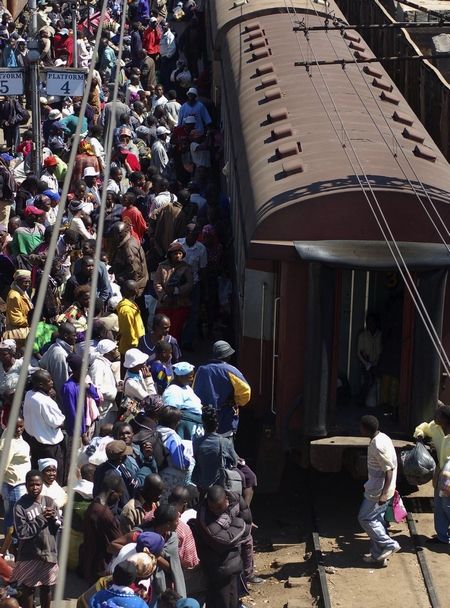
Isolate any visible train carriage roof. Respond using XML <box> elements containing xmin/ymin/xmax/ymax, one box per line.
<box><xmin>210</xmin><ymin>0</ymin><xmax>450</xmax><ymax>248</ymax></box>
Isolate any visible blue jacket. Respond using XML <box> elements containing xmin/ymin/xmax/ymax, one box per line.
<box><xmin>193</xmin><ymin>361</ymin><xmax>251</xmax><ymax>434</ymax></box>
<box><xmin>90</xmin><ymin>586</ymin><xmax>148</xmax><ymax>608</ymax></box>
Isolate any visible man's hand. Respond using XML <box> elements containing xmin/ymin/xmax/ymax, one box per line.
<box><xmin>378</xmin><ymin>493</ymin><xmax>389</xmax><ymax>505</ymax></box>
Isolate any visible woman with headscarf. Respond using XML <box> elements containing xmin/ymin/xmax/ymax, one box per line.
<box><xmin>38</xmin><ymin>458</ymin><xmax>68</xmax><ymax>512</ymax></box>
<box><xmin>4</xmin><ymin>269</ymin><xmax>33</xmax><ymax>345</ymax></box>
<box><xmin>154</xmin><ymin>242</ymin><xmax>193</xmax><ymax>342</ymax></box>
<box><xmin>70</xmin><ymin>139</ymin><xmax>101</xmax><ymax>190</ymax></box>
<box><xmin>162</xmin><ymin>362</ymin><xmax>203</xmax><ymax>441</ymax></box>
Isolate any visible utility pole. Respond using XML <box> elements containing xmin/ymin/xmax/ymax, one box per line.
<box><xmin>27</xmin><ymin>0</ymin><xmax>42</xmax><ymax>176</ymax></box>
<box><xmin>72</xmin><ymin>1</ymin><xmax>78</xmax><ymax>68</ymax></box>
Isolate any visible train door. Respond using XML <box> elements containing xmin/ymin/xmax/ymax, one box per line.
<box><xmin>293</xmin><ymin>244</ymin><xmax>448</xmax><ymax>437</ymax></box>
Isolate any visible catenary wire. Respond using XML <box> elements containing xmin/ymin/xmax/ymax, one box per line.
<box><xmin>310</xmin><ymin>0</ymin><xmax>450</xmax><ymax>251</ymax></box>
<box><xmin>0</xmin><ymin>0</ymin><xmax>111</xmax><ymax>492</ymax></box>
<box><xmin>53</xmin><ymin>0</ymin><xmax>129</xmax><ymax>601</ymax></box>
<box><xmin>285</xmin><ymin>0</ymin><xmax>450</xmax><ymax>374</ymax></box>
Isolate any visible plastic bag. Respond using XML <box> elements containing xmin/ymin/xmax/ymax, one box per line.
<box><xmin>385</xmin><ymin>490</ymin><xmax>408</xmax><ymax>523</ymax></box>
<box><xmin>439</xmin><ymin>457</ymin><xmax>450</xmax><ymax>497</ymax></box>
<box><xmin>401</xmin><ymin>442</ymin><xmax>436</xmax><ymax>486</ymax></box>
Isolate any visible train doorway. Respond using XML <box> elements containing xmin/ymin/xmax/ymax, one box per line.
<box><xmin>294</xmin><ymin>241</ymin><xmax>449</xmax><ymax>438</ymax></box>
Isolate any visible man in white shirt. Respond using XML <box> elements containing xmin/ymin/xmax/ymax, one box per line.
<box><xmin>151</xmin><ymin>127</ymin><xmax>170</xmax><ymax>176</ymax></box>
<box><xmin>89</xmin><ymin>339</ymin><xmax>120</xmax><ymax>425</ymax></box>
<box><xmin>83</xmin><ymin>166</ymin><xmax>101</xmax><ymax>206</ymax></box>
<box><xmin>358</xmin><ymin>415</ymin><xmax>400</xmax><ymax>566</ymax></box>
<box><xmin>160</xmin><ymin>20</ymin><xmax>177</xmax><ymax>89</ymax></box>
<box><xmin>23</xmin><ymin>369</ymin><xmax>66</xmax><ymax>483</ymax></box>
<box><xmin>177</xmin><ymin>224</ymin><xmax>207</xmax><ymax>349</ymax></box>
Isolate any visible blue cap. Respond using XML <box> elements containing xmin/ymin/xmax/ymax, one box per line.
<box><xmin>172</xmin><ymin>361</ymin><xmax>195</xmax><ymax>376</ymax></box>
<box><xmin>0</xmin><ymin>153</ymin><xmax>14</xmax><ymax>162</ymax></box>
<box><xmin>136</xmin><ymin>531</ymin><xmax>165</xmax><ymax>556</ymax></box>
<box><xmin>176</xmin><ymin>600</ymin><xmax>201</xmax><ymax>608</ymax></box>
<box><xmin>43</xmin><ymin>189</ymin><xmax>61</xmax><ymax>202</ymax></box>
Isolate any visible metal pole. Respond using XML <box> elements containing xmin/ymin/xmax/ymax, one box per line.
<box><xmin>72</xmin><ymin>2</ymin><xmax>78</xmax><ymax>68</ymax></box>
<box><xmin>294</xmin><ymin>52</ymin><xmax>450</xmax><ymax>66</ymax></box>
<box><xmin>28</xmin><ymin>0</ymin><xmax>42</xmax><ymax>176</ymax></box>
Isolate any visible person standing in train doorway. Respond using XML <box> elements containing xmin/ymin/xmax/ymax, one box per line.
<box><xmin>358</xmin><ymin>415</ymin><xmax>400</xmax><ymax>566</ymax></box>
<box><xmin>357</xmin><ymin>313</ymin><xmax>382</xmax><ymax>408</ymax></box>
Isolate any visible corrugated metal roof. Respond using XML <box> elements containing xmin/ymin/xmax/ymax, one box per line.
<box><xmin>216</xmin><ymin>4</ymin><xmax>450</xmax><ymax>244</ymax></box>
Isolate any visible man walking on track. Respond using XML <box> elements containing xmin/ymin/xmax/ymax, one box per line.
<box><xmin>358</xmin><ymin>415</ymin><xmax>400</xmax><ymax>566</ymax></box>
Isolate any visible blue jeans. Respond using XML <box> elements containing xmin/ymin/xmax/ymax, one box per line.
<box><xmin>358</xmin><ymin>497</ymin><xmax>400</xmax><ymax>559</ymax></box>
<box><xmin>434</xmin><ymin>483</ymin><xmax>450</xmax><ymax>543</ymax></box>
<box><xmin>1</xmin><ymin>482</ymin><xmax>26</xmax><ymax>530</ymax></box>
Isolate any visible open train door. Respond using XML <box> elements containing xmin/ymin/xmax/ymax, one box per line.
<box><xmin>292</xmin><ymin>241</ymin><xmax>450</xmax><ymax>449</ymax></box>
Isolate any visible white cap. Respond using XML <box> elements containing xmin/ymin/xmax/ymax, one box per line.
<box><xmin>83</xmin><ymin>166</ymin><xmax>100</xmax><ymax>178</ymax></box>
<box><xmin>124</xmin><ymin>348</ymin><xmax>148</xmax><ymax>368</ymax></box>
<box><xmin>96</xmin><ymin>339</ymin><xmax>117</xmax><ymax>355</ymax></box>
<box><xmin>187</xmin><ymin>87</ymin><xmax>198</xmax><ymax>97</ymax></box>
<box><xmin>156</xmin><ymin>126</ymin><xmax>170</xmax><ymax>136</ymax></box>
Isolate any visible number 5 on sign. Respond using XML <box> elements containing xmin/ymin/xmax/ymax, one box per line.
<box><xmin>0</xmin><ymin>70</ymin><xmax>24</xmax><ymax>96</ymax></box>
<box><xmin>46</xmin><ymin>70</ymin><xmax>86</xmax><ymax>97</ymax></box>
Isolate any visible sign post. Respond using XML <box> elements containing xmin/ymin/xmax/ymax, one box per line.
<box><xmin>46</xmin><ymin>70</ymin><xmax>86</xmax><ymax>97</ymax></box>
<box><xmin>0</xmin><ymin>69</ymin><xmax>24</xmax><ymax>96</ymax></box>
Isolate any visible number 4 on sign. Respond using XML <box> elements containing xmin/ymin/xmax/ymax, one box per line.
<box><xmin>60</xmin><ymin>81</ymin><xmax>70</xmax><ymax>95</ymax></box>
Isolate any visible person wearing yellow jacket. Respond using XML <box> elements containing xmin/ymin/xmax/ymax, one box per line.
<box><xmin>117</xmin><ymin>280</ymin><xmax>145</xmax><ymax>356</ymax></box>
<box><xmin>414</xmin><ymin>403</ymin><xmax>450</xmax><ymax>544</ymax></box>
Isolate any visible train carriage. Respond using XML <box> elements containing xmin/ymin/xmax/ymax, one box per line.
<box><xmin>207</xmin><ymin>0</ymin><xmax>450</xmax><ymax>456</ymax></box>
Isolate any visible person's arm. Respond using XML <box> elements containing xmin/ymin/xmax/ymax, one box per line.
<box><xmin>60</xmin><ymin>384</ymin><xmax>75</xmax><ymax>433</ymax></box>
<box><xmin>378</xmin><ymin>469</ymin><xmax>394</xmax><ymax>505</ymax></box>
<box><xmin>107</xmin><ymin>531</ymin><xmax>136</xmax><ymax>556</ymax></box>
<box><xmin>228</xmin><ymin>370</ymin><xmax>251</xmax><ymax>407</ymax></box>
<box><xmin>14</xmin><ymin>501</ymin><xmax>49</xmax><ymax>540</ymax></box>
<box><xmin>98</xmin><ymin>264</ymin><xmax>113</xmax><ymax>303</ymax></box>
<box><xmin>166</xmin><ymin>435</ymin><xmax>189</xmax><ymax>470</ymax></box>
<box><xmin>125</xmin><ymin>377</ymin><xmax>151</xmax><ymax>401</ymax></box>
<box><xmin>177</xmin><ymin>264</ymin><xmax>193</xmax><ymax>296</ymax></box>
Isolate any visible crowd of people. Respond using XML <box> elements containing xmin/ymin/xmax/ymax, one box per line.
<box><xmin>0</xmin><ymin>0</ymin><xmax>264</xmax><ymax>607</ymax></box>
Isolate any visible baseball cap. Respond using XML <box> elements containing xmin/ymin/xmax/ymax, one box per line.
<box><xmin>156</xmin><ymin>126</ymin><xmax>170</xmax><ymax>136</ymax></box>
<box><xmin>43</xmin><ymin>189</ymin><xmax>61</xmax><ymax>202</ymax></box>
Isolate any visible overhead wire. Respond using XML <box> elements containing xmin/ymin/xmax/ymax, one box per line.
<box><xmin>285</xmin><ymin>0</ymin><xmax>450</xmax><ymax>374</ymax></box>
<box><xmin>53</xmin><ymin>0</ymin><xmax>129</xmax><ymax>602</ymax></box>
<box><xmin>0</xmin><ymin>0</ymin><xmax>111</xmax><ymax>492</ymax></box>
<box><xmin>310</xmin><ymin>0</ymin><xmax>450</xmax><ymax>251</ymax></box>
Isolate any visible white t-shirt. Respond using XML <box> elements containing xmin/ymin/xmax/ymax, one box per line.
<box><xmin>176</xmin><ymin>238</ymin><xmax>207</xmax><ymax>284</ymax></box>
<box><xmin>23</xmin><ymin>390</ymin><xmax>65</xmax><ymax>445</ymax></box>
<box><xmin>365</xmin><ymin>432</ymin><xmax>397</xmax><ymax>500</ymax></box>
<box><xmin>190</xmin><ymin>142</ymin><xmax>211</xmax><ymax>168</ymax></box>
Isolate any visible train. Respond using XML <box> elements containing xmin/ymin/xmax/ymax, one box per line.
<box><xmin>205</xmin><ymin>0</ymin><xmax>450</xmax><ymax>459</ymax></box>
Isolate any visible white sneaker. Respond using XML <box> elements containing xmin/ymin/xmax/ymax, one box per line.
<box><xmin>363</xmin><ymin>554</ymin><xmax>388</xmax><ymax>567</ymax></box>
<box><xmin>378</xmin><ymin>545</ymin><xmax>400</xmax><ymax>561</ymax></box>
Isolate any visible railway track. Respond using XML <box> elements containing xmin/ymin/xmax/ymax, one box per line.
<box><xmin>308</xmin><ymin>475</ymin><xmax>444</xmax><ymax>608</ymax></box>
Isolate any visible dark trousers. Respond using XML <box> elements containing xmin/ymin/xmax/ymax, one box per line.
<box><xmin>25</xmin><ymin>432</ymin><xmax>66</xmax><ymax>485</ymax></box>
<box><xmin>206</xmin><ymin>574</ymin><xmax>239</xmax><ymax>608</ymax></box>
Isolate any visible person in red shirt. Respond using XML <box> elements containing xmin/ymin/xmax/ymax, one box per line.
<box><xmin>143</xmin><ymin>17</ymin><xmax>161</xmax><ymax>63</ymax></box>
<box><xmin>122</xmin><ymin>191</ymin><xmax>147</xmax><ymax>243</ymax></box>
<box><xmin>114</xmin><ymin>146</ymin><xmax>141</xmax><ymax>173</ymax></box>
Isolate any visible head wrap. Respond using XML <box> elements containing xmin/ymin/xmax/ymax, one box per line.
<box><xmin>13</xmin><ymin>269</ymin><xmax>32</xmax><ymax>281</ymax></box>
<box><xmin>38</xmin><ymin>458</ymin><xmax>58</xmax><ymax>471</ymax></box>
<box><xmin>78</xmin><ymin>140</ymin><xmax>95</xmax><ymax>156</ymax></box>
<box><xmin>142</xmin><ymin>395</ymin><xmax>164</xmax><ymax>416</ymax></box>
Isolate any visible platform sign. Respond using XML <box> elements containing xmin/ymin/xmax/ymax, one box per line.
<box><xmin>0</xmin><ymin>69</ymin><xmax>24</xmax><ymax>95</ymax></box>
<box><xmin>46</xmin><ymin>70</ymin><xmax>86</xmax><ymax>96</ymax></box>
